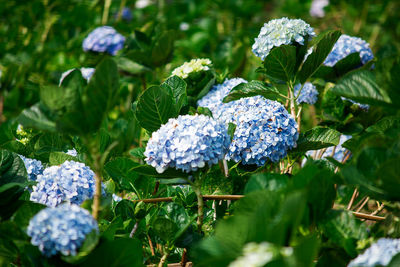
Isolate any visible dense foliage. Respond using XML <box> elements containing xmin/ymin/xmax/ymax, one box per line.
<box><xmin>1</xmin><ymin>0</ymin><xmax>400</xmax><ymax>266</ymax></box>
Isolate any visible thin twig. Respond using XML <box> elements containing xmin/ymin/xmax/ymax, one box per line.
<box><xmin>355</xmin><ymin>197</ymin><xmax>370</xmax><ymax>213</ymax></box>
<box><xmin>129</xmin><ymin>221</ymin><xmax>139</xmax><ymax>238</ymax></box>
<box><xmin>147</xmin><ymin>234</ymin><xmax>155</xmax><ymax>256</ymax></box>
<box><xmin>353</xmin><ymin>212</ymin><xmax>385</xmax><ymax>221</ymax></box>
<box><xmin>370</xmin><ymin>203</ymin><xmax>385</xmax><ymax>216</ymax></box>
<box><xmin>347</xmin><ymin>188</ymin><xmax>358</xmax><ymax>210</ymax></box>
<box><xmin>180</xmin><ymin>248</ymin><xmax>188</xmax><ymax>267</ymax></box>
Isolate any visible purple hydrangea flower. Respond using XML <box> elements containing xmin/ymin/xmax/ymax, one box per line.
<box><xmin>82</xmin><ymin>26</ymin><xmax>125</xmax><ymax>55</ymax></box>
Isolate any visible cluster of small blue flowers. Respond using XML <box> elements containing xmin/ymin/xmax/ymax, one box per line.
<box><xmin>27</xmin><ymin>204</ymin><xmax>98</xmax><ymax>257</ymax></box>
<box><xmin>66</xmin><ymin>149</ymin><xmax>78</xmax><ymax>157</ymax></box>
<box><xmin>144</xmin><ymin>114</ymin><xmax>231</xmax><ymax>173</ymax></box>
<box><xmin>324</xmin><ymin>34</ymin><xmax>374</xmax><ymax>67</ymax></box>
<box><xmin>121</xmin><ymin>7</ymin><xmax>133</xmax><ymax>21</ymax></box>
<box><xmin>221</xmin><ymin>96</ymin><xmax>298</xmax><ymax>165</ymax></box>
<box><xmin>30</xmin><ymin>161</ymin><xmax>96</xmax><ymax>207</ymax></box>
<box><xmin>59</xmin><ymin>68</ymin><xmax>95</xmax><ymax>85</ymax></box>
<box><xmin>343</xmin><ymin>97</ymin><xmax>370</xmax><ymax>111</ymax></box>
<box><xmin>19</xmin><ymin>155</ymin><xmax>44</xmax><ymax>182</ymax></box>
<box><xmin>348</xmin><ymin>238</ymin><xmax>400</xmax><ymax>267</ymax></box>
<box><xmin>82</xmin><ymin>26</ymin><xmax>125</xmax><ymax>55</ymax></box>
<box><xmin>252</xmin><ymin>17</ymin><xmax>316</xmax><ymax>60</ymax></box>
<box><xmin>197</xmin><ymin>78</ymin><xmax>247</xmax><ymax>119</ymax></box>
<box><xmin>198</xmin><ymin>78</ymin><xmax>298</xmax><ymax>166</ymax></box>
<box><xmin>294</xmin><ymin>83</ymin><xmax>319</xmax><ymax>105</ymax></box>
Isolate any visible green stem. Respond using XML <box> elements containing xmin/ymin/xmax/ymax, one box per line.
<box><xmin>102</xmin><ymin>0</ymin><xmax>112</xmax><ymax>25</ymax></box>
<box><xmin>158</xmin><ymin>246</ymin><xmax>171</xmax><ymax>267</ymax></box>
<box><xmin>192</xmin><ymin>175</ymin><xmax>204</xmax><ymax>232</ymax></box>
<box><xmin>116</xmin><ymin>0</ymin><xmax>127</xmax><ymax>21</ymax></box>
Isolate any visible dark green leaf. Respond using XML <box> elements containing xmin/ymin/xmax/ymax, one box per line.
<box><xmin>161</xmin><ymin>75</ymin><xmax>188</xmax><ymax>112</ymax></box>
<box><xmin>0</xmin><ymin>150</ymin><xmax>27</xmax><ymax>186</ymax></box>
<box><xmin>129</xmin><ymin>147</ymin><xmax>145</xmax><ymax>159</ymax></box>
<box><xmin>244</xmin><ymin>173</ymin><xmax>289</xmax><ymax>194</ymax></box>
<box><xmin>222</xmin><ymin>80</ymin><xmax>282</xmax><ymax>103</ymax></box>
<box><xmin>18</xmin><ymin>103</ymin><xmax>56</xmax><ymax>132</ymax></box>
<box><xmin>136</xmin><ymin>85</ymin><xmax>178</xmax><ymax>133</ymax></box>
<box><xmin>298</xmin><ymin>30</ymin><xmax>341</xmax><ymax>83</ymax></box>
<box><xmin>153</xmin><ymin>217</ymin><xmax>178</xmax><ymax>242</ymax></box>
<box><xmin>294</xmin><ymin>127</ymin><xmax>341</xmax><ymax>152</ymax></box>
<box><xmin>263</xmin><ymin>45</ymin><xmax>297</xmax><ymax>82</ymax></box>
<box><xmin>117</xmin><ymin>57</ymin><xmax>150</xmax><ymax>75</ymax></box>
<box><xmin>331</xmin><ymin>70</ymin><xmax>391</xmax><ymax>105</ymax></box>
<box><xmin>115</xmin><ymin>200</ymin><xmax>136</xmax><ymax>221</ymax></box>
<box><xmin>49</xmin><ymin>152</ymin><xmax>78</xmax><ymax>165</ymax></box>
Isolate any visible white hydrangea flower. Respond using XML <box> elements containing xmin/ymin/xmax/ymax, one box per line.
<box><xmin>229</xmin><ymin>242</ymin><xmax>293</xmax><ymax>267</ymax></box>
<box><xmin>310</xmin><ymin>0</ymin><xmax>329</xmax><ymax>18</ymax></box>
<box><xmin>171</xmin><ymin>58</ymin><xmax>212</xmax><ymax>79</ymax></box>
<box><xmin>252</xmin><ymin>17</ymin><xmax>316</xmax><ymax>60</ymax></box>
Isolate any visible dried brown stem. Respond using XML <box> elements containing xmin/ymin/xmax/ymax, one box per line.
<box><xmin>347</xmin><ymin>188</ymin><xmax>359</xmax><ymax>210</ymax></box>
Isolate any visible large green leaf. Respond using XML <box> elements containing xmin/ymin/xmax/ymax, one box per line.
<box><xmin>18</xmin><ymin>103</ymin><xmax>56</xmax><ymax>132</ymax></box>
<box><xmin>294</xmin><ymin>127</ymin><xmax>341</xmax><ymax>152</ymax></box>
<box><xmin>222</xmin><ymin>80</ymin><xmax>282</xmax><ymax>103</ymax></box>
<box><xmin>0</xmin><ymin>150</ymin><xmax>27</xmax><ymax>186</ymax></box>
<box><xmin>314</xmin><ymin>52</ymin><xmax>363</xmax><ymax>80</ymax></box>
<box><xmin>153</xmin><ymin>217</ymin><xmax>178</xmax><ymax>242</ymax></box>
<box><xmin>298</xmin><ymin>30</ymin><xmax>341</xmax><ymax>83</ymax></box>
<box><xmin>244</xmin><ymin>173</ymin><xmax>289</xmax><ymax>194</ymax></box>
<box><xmin>117</xmin><ymin>57</ymin><xmax>150</xmax><ymax>75</ymax></box>
<box><xmin>263</xmin><ymin>45</ymin><xmax>296</xmax><ymax>82</ymax></box>
<box><xmin>331</xmin><ymin>70</ymin><xmax>391</xmax><ymax>105</ymax></box>
<box><xmin>161</xmin><ymin>75</ymin><xmax>188</xmax><ymax>112</ymax></box>
<box><xmin>135</xmin><ymin>85</ymin><xmax>178</xmax><ymax>133</ymax></box>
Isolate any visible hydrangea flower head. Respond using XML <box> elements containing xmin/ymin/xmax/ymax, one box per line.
<box><xmin>198</xmin><ymin>78</ymin><xmax>298</xmax><ymax>166</ymax></box>
<box><xmin>144</xmin><ymin>114</ymin><xmax>231</xmax><ymax>173</ymax></box>
<box><xmin>294</xmin><ymin>83</ymin><xmax>319</xmax><ymax>104</ymax></box>
<box><xmin>171</xmin><ymin>58</ymin><xmax>212</xmax><ymax>79</ymax></box>
<box><xmin>82</xmin><ymin>26</ymin><xmax>125</xmax><ymax>55</ymax></box>
<box><xmin>310</xmin><ymin>0</ymin><xmax>329</xmax><ymax>18</ymax></box>
<box><xmin>30</xmin><ymin>161</ymin><xmax>97</xmax><ymax>207</ymax></box>
<box><xmin>252</xmin><ymin>17</ymin><xmax>316</xmax><ymax>60</ymax></box>
<box><xmin>59</xmin><ymin>68</ymin><xmax>95</xmax><ymax>86</ymax></box>
<box><xmin>324</xmin><ymin>34</ymin><xmax>373</xmax><ymax>67</ymax></box>
<box><xmin>121</xmin><ymin>7</ymin><xmax>133</xmax><ymax>21</ymax></box>
<box><xmin>348</xmin><ymin>238</ymin><xmax>400</xmax><ymax>267</ymax></box>
<box><xmin>27</xmin><ymin>204</ymin><xmax>98</xmax><ymax>257</ymax></box>
<box><xmin>229</xmin><ymin>242</ymin><xmax>293</xmax><ymax>267</ymax></box>
<box><xmin>19</xmin><ymin>155</ymin><xmax>44</xmax><ymax>181</ymax></box>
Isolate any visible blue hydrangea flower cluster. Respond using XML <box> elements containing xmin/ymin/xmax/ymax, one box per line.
<box><xmin>27</xmin><ymin>204</ymin><xmax>98</xmax><ymax>257</ymax></box>
<box><xmin>198</xmin><ymin>78</ymin><xmax>298</xmax><ymax>166</ymax></box>
<box><xmin>348</xmin><ymin>238</ymin><xmax>400</xmax><ymax>267</ymax></box>
<box><xmin>19</xmin><ymin>155</ymin><xmax>44</xmax><ymax>182</ymax></box>
<box><xmin>197</xmin><ymin>78</ymin><xmax>247</xmax><ymax>119</ymax></box>
<box><xmin>30</xmin><ymin>161</ymin><xmax>96</xmax><ymax>207</ymax></box>
<box><xmin>294</xmin><ymin>83</ymin><xmax>319</xmax><ymax>105</ymax></box>
<box><xmin>82</xmin><ymin>26</ymin><xmax>125</xmax><ymax>55</ymax></box>
<box><xmin>121</xmin><ymin>7</ymin><xmax>133</xmax><ymax>21</ymax></box>
<box><xmin>144</xmin><ymin>114</ymin><xmax>231</xmax><ymax>173</ymax></box>
<box><xmin>59</xmin><ymin>68</ymin><xmax>95</xmax><ymax>86</ymax></box>
<box><xmin>324</xmin><ymin>34</ymin><xmax>374</xmax><ymax>67</ymax></box>
<box><xmin>252</xmin><ymin>17</ymin><xmax>316</xmax><ymax>61</ymax></box>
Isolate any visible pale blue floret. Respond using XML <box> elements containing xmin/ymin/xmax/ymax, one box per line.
<box><xmin>30</xmin><ymin>161</ymin><xmax>97</xmax><ymax>207</ymax></box>
<box><xmin>82</xmin><ymin>26</ymin><xmax>125</xmax><ymax>55</ymax></box>
<box><xmin>27</xmin><ymin>204</ymin><xmax>98</xmax><ymax>257</ymax></box>
<box><xmin>59</xmin><ymin>68</ymin><xmax>95</xmax><ymax>86</ymax></box>
<box><xmin>294</xmin><ymin>83</ymin><xmax>319</xmax><ymax>105</ymax></box>
<box><xmin>252</xmin><ymin>17</ymin><xmax>316</xmax><ymax>61</ymax></box>
<box><xmin>348</xmin><ymin>238</ymin><xmax>400</xmax><ymax>267</ymax></box>
<box><xmin>66</xmin><ymin>149</ymin><xmax>78</xmax><ymax>157</ymax></box>
<box><xmin>198</xmin><ymin>78</ymin><xmax>299</xmax><ymax>166</ymax></box>
<box><xmin>144</xmin><ymin>114</ymin><xmax>231</xmax><ymax>173</ymax></box>
<box><xmin>324</xmin><ymin>34</ymin><xmax>374</xmax><ymax>67</ymax></box>
<box><xmin>19</xmin><ymin>155</ymin><xmax>44</xmax><ymax>181</ymax></box>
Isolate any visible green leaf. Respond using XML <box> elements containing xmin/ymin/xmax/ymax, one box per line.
<box><xmin>0</xmin><ymin>183</ymin><xmax>25</xmax><ymax>220</ymax></box>
<box><xmin>0</xmin><ymin>150</ymin><xmax>27</xmax><ymax>186</ymax></box>
<box><xmin>314</xmin><ymin>53</ymin><xmax>363</xmax><ymax>80</ymax></box>
<box><xmin>18</xmin><ymin>103</ymin><xmax>56</xmax><ymax>132</ymax></box>
<box><xmin>222</xmin><ymin>80</ymin><xmax>282</xmax><ymax>103</ymax></box>
<box><xmin>298</xmin><ymin>30</ymin><xmax>341</xmax><ymax>83</ymax></box>
<box><xmin>81</xmin><ymin>238</ymin><xmax>143</xmax><ymax>267</ymax></box>
<box><xmin>135</xmin><ymin>85</ymin><xmax>178</xmax><ymax>133</ymax></box>
<box><xmin>244</xmin><ymin>173</ymin><xmax>289</xmax><ymax>194</ymax></box>
<box><xmin>331</xmin><ymin>70</ymin><xmax>391</xmax><ymax>105</ymax></box>
<box><xmin>129</xmin><ymin>147</ymin><xmax>145</xmax><ymax>159</ymax></box>
<box><xmin>227</xmin><ymin>123</ymin><xmax>236</xmax><ymax>141</ymax></box>
<box><xmin>320</xmin><ymin>210</ymin><xmax>367</xmax><ymax>257</ymax></box>
<box><xmin>294</xmin><ymin>127</ymin><xmax>341</xmax><ymax>152</ymax></box>
<box><xmin>263</xmin><ymin>45</ymin><xmax>297</xmax><ymax>82</ymax></box>
<box><xmin>161</xmin><ymin>75</ymin><xmax>188</xmax><ymax>112</ymax></box>
<box><xmin>153</xmin><ymin>217</ymin><xmax>178</xmax><ymax>242</ymax></box>
<box><xmin>114</xmin><ymin>200</ymin><xmax>136</xmax><ymax>221</ymax></box>
<box><xmin>49</xmin><ymin>152</ymin><xmax>78</xmax><ymax>165</ymax></box>
<box><xmin>151</xmin><ymin>30</ymin><xmax>174</xmax><ymax>67</ymax></box>
<box><xmin>12</xmin><ymin>201</ymin><xmax>45</xmax><ymax>229</ymax></box>
<box><xmin>117</xmin><ymin>57</ymin><xmax>150</xmax><ymax>75</ymax></box>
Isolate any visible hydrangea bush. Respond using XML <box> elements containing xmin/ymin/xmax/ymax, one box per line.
<box><xmin>27</xmin><ymin>204</ymin><xmax>98</xmax><ymax>257</ymax></box>
<box><xmin>1</xmin><ymin>2</ymin><xmax>398</xmax><ymax>266</ymax></box>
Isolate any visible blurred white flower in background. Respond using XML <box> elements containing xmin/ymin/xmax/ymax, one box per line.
<box><xmin>310</xmin><ymin>0</ymin><xmax>329</xmax><ymax>18</ymax></box>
